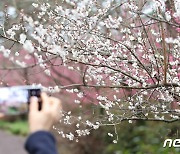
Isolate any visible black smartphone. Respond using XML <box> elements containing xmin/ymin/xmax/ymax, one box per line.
<box><xmin>0</xmin><ymin>85</ymin><xmax>42</xmax><ymax>115</ymax></box>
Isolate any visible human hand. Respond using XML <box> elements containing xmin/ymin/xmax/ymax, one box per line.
<box><xmin>29</xmin><ymin>92</ymin><xmax>62</xmax><ymax>133</ymax></box>
<box><xmin>0</xmin><ymin>113</ymin><xmax>4</xmax><ymax>119</ymax></box>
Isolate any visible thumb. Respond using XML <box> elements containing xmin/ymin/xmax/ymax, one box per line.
<box><xmin>29</xmin><ymin>96</ymin><xmax>38</xmax><ymax>113</ymax></box>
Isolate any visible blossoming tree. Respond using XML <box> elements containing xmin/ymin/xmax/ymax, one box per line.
<box><xmin>0</xmin><ymin>0</ymin><xmax>179</xmax><ymax>142</ymax></box>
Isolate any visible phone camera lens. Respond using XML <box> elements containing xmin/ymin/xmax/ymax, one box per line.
<box><xmin>31</xmin><ymin>90</ymin><xmax>36</xmax><ymax>96</ymax></box>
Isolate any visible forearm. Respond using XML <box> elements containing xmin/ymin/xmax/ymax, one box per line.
<box><xmin>25</xmin><ymin>131</ymin><xmax>58</xmax><ymax>154</ymax></box>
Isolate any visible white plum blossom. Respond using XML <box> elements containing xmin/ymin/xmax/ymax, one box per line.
<box><xmin>23</xmin><ymin>40</ymin><xmax>34</xmax><ymax>53</ymax></box>
<box><xmin>44</xmin><ymin>69</ymin><xmax>51</xmax><ymax>76</ymax></box>
<box><xmin>165</xmin><ymin>11</ymin><xmax>171</xmax><ymax>21</ymax></box>
<box><xmin>113</xmin><ymin>140</ymin><xmax>117</xmax><ymax>144</ymax></box>
<box><xmin>19</xmin><ymin>33</ymin><xmax>27</xmax><ymax>44</ymax></box>
<box><xmin>6</xmin><ymin>29</ymin><xmax>16</xmax><ymax>38</ymax></box>
<box><xmin>32</xmin><ymin>3</ymin><xmax>39</xmax><ymax>8</ymax></box>
<box><xmin>174</xmin><ymin>0</ymin><xmax>180</xmax><ymax>17</ymax></box>
<box><xmin>0</xmin><ymin>46</ymin><xmax>11</xmax><ymax>58</ymax></box>
<box><xmin>108</xmin><ymin>133</ymin><xmax>114</xmax><ymax>137</ymax></box>
<box><xmin>66</xmin><ymin>132</ymin><xmax>74</xmax><ymax>140</ymax></box>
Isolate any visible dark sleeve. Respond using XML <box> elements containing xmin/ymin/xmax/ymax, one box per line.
<box><xmin>25</xmin><ymin>131</ymin><xmax>58</xmax><ymax>154</ymax></box>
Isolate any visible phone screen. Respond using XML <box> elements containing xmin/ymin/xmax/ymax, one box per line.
<box><xmin>0</xmin><ymin>86</ymin><xmax>41</xmax><ymax>115</ymax></box>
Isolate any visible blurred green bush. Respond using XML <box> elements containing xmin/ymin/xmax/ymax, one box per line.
<box><xmin>0</xmin><ymin>120</ymin><xmax>28</xmax><ymax>136</ymax></box>
<box><xmin>103</xmin><ymin>120</ymin><xmax>180</xmax><ymax>154</ymax></box>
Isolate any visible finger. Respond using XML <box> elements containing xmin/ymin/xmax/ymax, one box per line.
<box><xmin>41</xmin><ymin>92</ymin><xmax>50</xmax><ymax>110</ymax></box>
<box><xmin>49</xmin><ymin>97</ymin><xmax>62</xmax><ymax>121</ymax></box>
<box><xmin>29</xmin><ymin>96</ymin><xmax>38</xmax><ymax>113</ymax></box>
<box><xmin>49</xmin><ymin>97</ymin><xmax>61</xmax><ymax>110</ymax></box>
<box><xmin>0</xmin><ymin>113</ymin><xmax>5</xmax><ymax>119</ymax></box>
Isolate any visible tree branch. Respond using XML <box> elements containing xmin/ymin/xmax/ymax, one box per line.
<box><xmin>57</xmin><ymin>83</ymin><xmax>179</xmax><ymax>90</ymax></box>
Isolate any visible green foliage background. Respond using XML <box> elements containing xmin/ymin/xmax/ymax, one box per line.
<box><xmin>0</xmin><ymin>120</ymin><xmax>28</xmax><ymax>136</ymax></box>
<box><xmin>103</xmin><ymin>121</ymin><xmax>180</xmax><ymax>154</ymax></box>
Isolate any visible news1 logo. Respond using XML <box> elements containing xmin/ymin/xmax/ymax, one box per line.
<box><xmin>163</xmin><ymin>139</ymin><xmax>180</xmax><ymax>148</ymax></box>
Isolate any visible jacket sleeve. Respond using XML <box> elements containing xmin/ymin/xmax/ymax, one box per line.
<box><xmin>25</xmin><ymin>131</ymin><xmax>58</xmax><ymax>154</ymax></box>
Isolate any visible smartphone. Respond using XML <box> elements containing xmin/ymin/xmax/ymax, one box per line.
<box><xmin>0</xmin><ymin>85</ymin><xmax>42</xmax><ymax>115</ymax></box>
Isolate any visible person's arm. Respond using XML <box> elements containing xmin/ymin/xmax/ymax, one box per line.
<box><xmin>25</xmin><ymin>131</ymin><xmax>58</xmax><ymax>154</ymax></box>
<box><xmin>25</xmin><ymin>93</ymin><xmax>61</xmax><ymax>154</ymax></box>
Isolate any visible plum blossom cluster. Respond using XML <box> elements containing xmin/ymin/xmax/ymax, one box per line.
<box><xmin>0</xmin><ymin>0</ymin><xmax>179</xmax><ymax>142</ymax></box>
